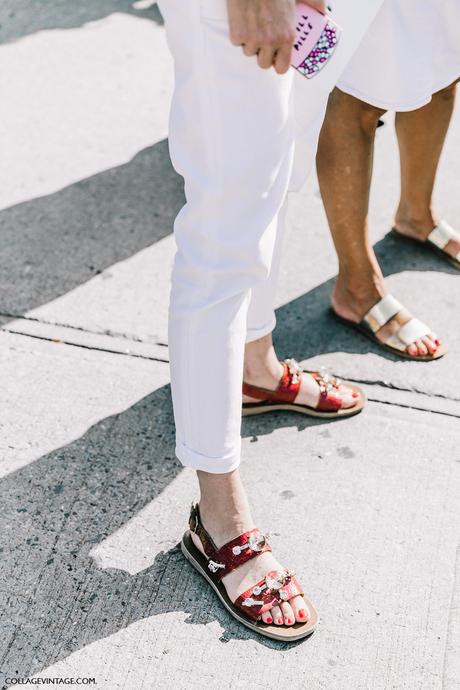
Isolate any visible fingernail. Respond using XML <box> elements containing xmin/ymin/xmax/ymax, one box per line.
<box><xmin>266</xmin><ymin>617</ymin><xmax>272</xmax><ymax>624</ymax></box>
<box><xmin>298</xmin><ymin>609</ymin><xmax>307</xmax><ymax>619</ymax></box>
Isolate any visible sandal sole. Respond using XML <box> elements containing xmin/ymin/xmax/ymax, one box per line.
<box><xmin>181</xmin><ymin>532</ymin><xmax>318</xmax><ymax>642</ymax></box>
<box><xmin>242</xmin><ymin>380</ymin><xmax>365</xmax><ymax>419</ymax></box>
<box><xmin>330</xmin><ymin>308</ymin><xmax>446</xmax><ymax>362</ymax></box>
<box><xmin>390</xmin><ymin>227</ymin><xmax>460</xmax><ymax>271</ymax></box>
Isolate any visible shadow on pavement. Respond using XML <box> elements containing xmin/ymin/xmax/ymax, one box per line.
<box><xmin>2</xmin><ymin>133</ymin><xmax>458</xmax><ymax>677</ymax></box>
<box><xmin>273</xmin><ymin>230</ymin><xmax>458</xmax><ymax>364</ymax></box>
<box><xmin>0</xmin><ymin>383</ymin><xmax>321</xmax><ymax>683</ymax></box>
<box><xmin>0</xmin><ymin>141</ymin><xmax>184</xmax><ymax>324</ymax></box>
<box><xmin>0</xmin><ymin>0</ymin><xmax>163</xmax><ymax>45</ymax></box>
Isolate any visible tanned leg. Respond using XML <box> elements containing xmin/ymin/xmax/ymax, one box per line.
<box><xmin>316</xmin><ymin>88</ymin><xmax>440</xmax><ymax>357</ymax></box>
<box><xmin>394</xmin><ymin>80</ymin><xmax>459</xmax><ymax>259</ymax></box>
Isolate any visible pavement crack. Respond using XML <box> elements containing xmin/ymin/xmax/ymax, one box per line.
<box><xmin>0</xmin><ymin>311</ymin><xmax>167</xmax><ymax>347</ymax></box>
<box><xmin>333</xmin><ymin>374</ymin><xmax>460</xmax><ymax>403</ymax></box>
<box><xmin>1</xmin><ymin>327</ymin><xmax>169</xmax><ymax>364</ymax></box>
<box><xmin>367</xmin><ymin>397</ymin><xmax>460</xmax><ymax>419</ymax></box>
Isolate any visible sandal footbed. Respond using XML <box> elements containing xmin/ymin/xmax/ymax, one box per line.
<box><xmin>391</xmin><ymin>227</ymin><xmax>460</xmax><ymax>271</ymax></box>
<box><xmin>242</xmin><ymin>380</ymin><xmax>365</xmax><ymax>418</ymax></box>
<box><xmin>181</xmin><ymin>531</ymin><xmax>318</xmax><ymax>642</ymax></box>
<box><xmin>330</xmin><ymin>308</ymin><xmax>446</xmax><ymax>362</ymax></box>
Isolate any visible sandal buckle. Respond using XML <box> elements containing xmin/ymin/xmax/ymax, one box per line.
<box><xmin>208</xmin><ymin>560</ymin><xmax>225</xmax><ymax>573</ymax></box>
<box><xmin>242</xmin><ymin>597</ymin><xmax>264</xmax><ymax>607</ymax></box>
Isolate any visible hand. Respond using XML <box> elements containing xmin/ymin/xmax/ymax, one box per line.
<box><xmin>303</xmin><ymin>0</ymin><xmax>327</xmax><ymax>14</ymax></box>
<box><xmin>227</xmin><ymin>0</ymin><xmax>297</xmax><ymax>74</ymax></box>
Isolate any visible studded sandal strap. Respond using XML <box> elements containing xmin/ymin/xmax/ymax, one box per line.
<box><xmin>242</xmin><ymin>359</ymin><xmax>302</xmax><ymax>403</ymax></box>
<box><xmin>234</xmin><ymin>570</ymin><xmax>304</xmax><ymax>621</ymax></box>
<box><xmin>310</xmin><ymin>370</ymin><xmax>343</xmax><ymax>412</ymax></box>
<box><xmin>189</xmin><ymin>504</ymin><xmax>271</xmax><ymax>582</ymax></box>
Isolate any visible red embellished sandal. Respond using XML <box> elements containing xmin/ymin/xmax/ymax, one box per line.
<box><xmin>242</xmin><ymin>358</ymin><xmax>365</xmax><ymax>419</ymax></box>
<box><xmin>181</xmin><ymin>504</ymin><xmax>318</xmax><ymax>642</ymax></box>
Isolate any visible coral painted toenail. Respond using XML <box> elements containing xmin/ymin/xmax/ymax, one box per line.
<box><xmin>435</xmin><ymin>339</ymin><xmax>441</xmax><ymax>345</ymax></box>
<box><xmin>352</xmin><ymin>392</ymin><xmax>359</xmax><ymax>398</ymax></box>
<box><xmin>277</xmin><ymin>618</ymin><xmax>283</xmax><ymax>624</ymax></box>
<box><xmin>298</xmin><ymin>609</ymin><xmax>307</xmax><ymax>619</ymax></box>
<box><xmin>266</xmin><ymin>617</ymin><xmax>273</xmax><ymax>624</ymax></box>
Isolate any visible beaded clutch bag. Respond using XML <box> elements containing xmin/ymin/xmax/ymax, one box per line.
<box><xmin>291</xmin><ymin>3</ymin><xmax>341</xmax><ymax>79</ymax></box>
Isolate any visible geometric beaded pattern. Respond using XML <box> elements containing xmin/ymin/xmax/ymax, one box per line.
<box><xmin>295</xmin><ymin>22</ymin><xmax>339</xmax><ymax>79</ymax></box>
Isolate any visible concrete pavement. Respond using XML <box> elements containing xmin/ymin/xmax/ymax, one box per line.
<box><xmin>1</xmin><ymin>3</ymin><xmax>459</xmax><ymax>689</ymax></box>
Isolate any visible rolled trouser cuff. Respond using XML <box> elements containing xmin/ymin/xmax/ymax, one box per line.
<box><xmin>245</xmin><ymin>316</ymin><xmax>276</xmax><ymax>344</ymax></box>
<box><xmin>176</xmin><ymin>438</ymin><xmax>241</xmax><ymax>474</ymax></box>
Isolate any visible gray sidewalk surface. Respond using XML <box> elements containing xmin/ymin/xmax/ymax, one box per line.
<box><xmin>1</xmin><ymin>3</ymin><xmax>459</xmax><ymax>689</ymax></box>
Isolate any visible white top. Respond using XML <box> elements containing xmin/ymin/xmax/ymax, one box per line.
<box><xmin>336</xmin><ymin>0</ymin><xmax>460</xmax><ymax>111</ymax></box>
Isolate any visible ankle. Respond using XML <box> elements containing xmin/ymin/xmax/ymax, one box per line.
<box><xmin>197</xmin><ymin>470</ymin><xmax>254</xmax><ymax>545</ymax></box>
<box><xmin>336</xmin><ymin>270</ymin><xmax>385</xmax><ymax>303</ymax></box>
<box><xmin>243</xmin><ymin>343</ymin><xmax>284</xmax><ymax>386</ymax></box>
<box><xmin>395</xmin><ymin>203</ymin><xmax>437</xmax><ymax>236</ymax></box>
<box><xmin>333</xmin><ymin>272</ymin><xmax>386</xmax><ymax>321</ymax></box>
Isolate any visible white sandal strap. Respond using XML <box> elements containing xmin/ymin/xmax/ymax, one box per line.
<box><xmin>362</xmin><ymin>294</ymin><xmax>402</xmax><ymax>333</ymax></box>
<box><xmin>427</xmin><ymin>220</ymin><xmax>459</xmax><ymax>251</ymax></box>
<box><xmin>385</xmin><ymin>317</ymin><xmax>431</xmax><ymax>351</ymax></box>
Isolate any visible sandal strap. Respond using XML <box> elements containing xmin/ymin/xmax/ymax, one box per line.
<box><xmin>384</xmin><ymin>317</ymin><xmax>430</xmax><ymax>351</ymax></box>
<box><xmin>242</xmin><ymin>359</ymin><xmax>302</xmax><ymax>403</ymax></box>
<box><xmin>189</xmin><ymin>504</ymin><xmax>271</xmax><ymax>582</ymax></box>
<box><xmin>234</xmin><ymin>570</ymin><xmax>304</xmax><ymax>621</ymax></box>
<box><xmin>427</xmin><ymin>220</ymin><xmax>459</xmax><ymax>251</ymax></box>
<box><xmin>362</xmin><ymin>295</ymin><xmax>402</xmax><ymax>334</ymax></box>
<box><xmin>310</xmin><ymin>368</ymin><xmax>343</xmax><ymax>412</ymax></box>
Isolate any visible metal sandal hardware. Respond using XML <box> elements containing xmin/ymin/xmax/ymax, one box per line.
<box><xmin>232</xmin><ymin>532</ymin><xmax>268</xmax><ymax>556</ymax></box>
<box><xmin>207</xmin><ymin>560</ymin><xmax>225</xmax><ymax>573</ymax></box>
<box><xmin>242</xmin><ymin>597</ymin><xmax>265</xmax><ymax>607</ymax></box>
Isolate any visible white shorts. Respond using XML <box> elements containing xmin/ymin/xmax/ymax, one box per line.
<box><xmin>337</xmin><ymin>0</ymin><xmax>460</xmax><ymax>111</ymax></box>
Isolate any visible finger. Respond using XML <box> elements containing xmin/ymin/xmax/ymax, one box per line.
<box><xmin>257</xmin><ymin>45</ymin><xmax>277</xmax><ymax>69</ymax></box>
<box><xmin>273</xmin><ymin>43</ymin><xmax>292</xmax><ymax>75</ymax></box>
<box><xmin>242</xmin><ymin>42</ymin><xmax>259</xmax><ymax>57</ymax></box>
<box><xmin>305</xmin><ymin>0</ymin><xmax>327</xmax><ymax>14</ymax></box>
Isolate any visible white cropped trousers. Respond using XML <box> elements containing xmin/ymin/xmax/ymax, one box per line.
<box><xmin>160</xmin><ymin>0</ymin><xmax>328</xmax><ymax>473</ymax></box>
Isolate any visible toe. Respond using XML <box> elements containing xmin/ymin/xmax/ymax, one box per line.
<box><xmin>280</xmin><ymin>601</ymin><xmax>295</xmax><ymax>626</ymax></box>
<box><xmin>261</xmin><ymin>609</ymin><xmax>273</xmax><ymax>625</ymax></box>
<box><xmin>290</xmin><ymin>595</ymin><xmax>310</xmax><ymax>623</ymax></box>
<box><xmin>271</xmin><ymin>605</ymin><xmax>283</xmax><ymax>626</ymax></box>
<box><xmin>422</xmin><ymin>336</ymin><xmax>437</xmax><ymax>355</ymax></box>
<box><xmin>337</xmin><ymin>386</ymin><xmax>356</xmax><ymax>409</ymax></box>
<box><xmin>415</xmin><ymin>339</ymin><xmax>428</xmax><ymax>356</ymax></box>
<box><xmin>407</xmin><ymin>343</ymin><xmax>418</xmax><ymax>357</ymax></box>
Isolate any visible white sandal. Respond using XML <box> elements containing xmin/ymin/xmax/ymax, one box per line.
<box><xmin>332</xmin><ymin>294</ymin><xmax>446</xmax><ymax>361</ymax></box>
<box><xmin>392</xmin><ymin>220</ymin><xmax>460</xmax><ymax>270</ymax></box>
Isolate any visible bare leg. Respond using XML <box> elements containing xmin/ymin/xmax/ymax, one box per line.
<box><xmin>394</xmin><ymin>80</ymin><xmax>460</xmax><ymax>258</ymax></box>
<box><xmin>193</xmin><ymin>469</ymin><xmax>308</xmax><ymax>625</ymax></box>
<box><xmin>242</xmin><ymin>332</ymin><xmax>357</xmax><ymax>407</ymax></box>
<box><xmin>316</xmin><ymin>88</ymin><xmax>439</xmax><ymax>357</ymax></box>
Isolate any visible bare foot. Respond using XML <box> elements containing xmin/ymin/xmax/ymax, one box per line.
<box><xmin>332</xmin><ymin>275</ymin><xmax>440</xmax><ymax>358</ymax></box>
<box><xmin>194</xmin><ymin>470</ymin><xmax>310</xmax><ymax>626</ymax></box>
<box><xmin>394</xmin><ymin>214</ymin><xmax>460</xmax><ymax>262</ymax></box>
<box><xmin>243</xmin><ymin>350</ymin><xmax>359</xmax><ymax>409</ymax></box>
